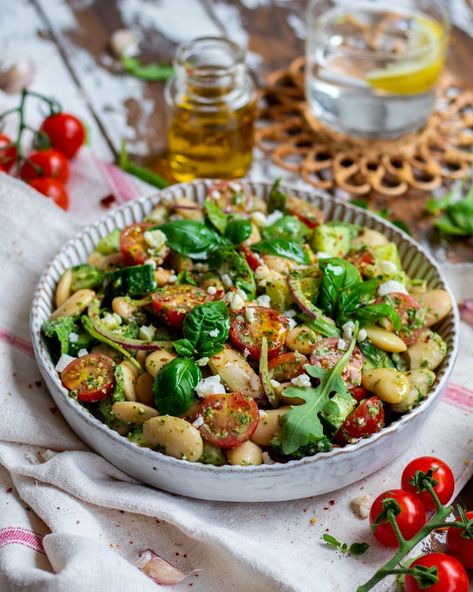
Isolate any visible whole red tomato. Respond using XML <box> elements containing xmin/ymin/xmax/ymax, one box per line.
<box><xmin>20</xmin><ymin>149</ymin><xmax>69</xmax><ymax>183</ymax></box>
<box><xmin>401</xmin><ymin>457</ymin><xmax>455</xmax><ymax>512</ymax></box>
<box><xmin>446</xmin><ymin>510</ymin><xmax>473</xmax><ymax>569</ymax></box>
<box><xmin>29</xmin><ymin>178</ymin><xmax>69</xmax><ymax>210</ymax></box>
<box><xmin>404</xmin><ymin>553</ymin><xmax>469</xmax><ymax>592</ymax></box>
<box><xmin>0</xmin><ymin>133</ymin><xmax>17</xmax><ymax>171</ymax></box>
<box><xmin>40</xmin><ymin>112</ymin><xmax>85</xmax><ymax>159</ymax></box>
<box><xmin>369</xmin><ymin>489</ymin><xmax>426</xmax><ymax>547</ymax></box>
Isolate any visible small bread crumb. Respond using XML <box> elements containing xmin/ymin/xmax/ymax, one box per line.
<box><xmin>350</xmin><ymin>495</ymin><xmax>372</xmax><ymax>519</ymax></box>
<box><xmin>309</xmin><ymin>517</ymin><xmax>317</xmax><ymax>525</ymax></box>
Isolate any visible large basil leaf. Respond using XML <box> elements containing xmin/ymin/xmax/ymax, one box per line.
<box><xmin>317</xmin><ymin>258</ymin><xmax>360</xmax><ymax>316</ymax></box>
<box><xmin>262</xmin><ymin>215</ymin><xmax>310</xmax><ymax>241</ymax></box>
<box><xmin>268</xmin><ymin>178</ymin><xmax>287</xmax><ymax>213</ymax></box>
<box><xmin>224</xmin><ymin>218</ymin><xmax>252</xmax><ymax>245</ymax></box>
<box><xmin>354</xmin><ymin>303</ymin><xmax>401</xmax><ymax>332</ymax></box>
<box><xmin>204</xmin><ymin>198</ymin><xmax>227</xmax><ymax>234</ymax></box>
<box><xmin>252</xmin><ymin>238</ymin><xmax>310</xmax><ymax>265</ymax></box>
<box><xmin>208</xmin><ymin>246</ymin><xmax>256</xmax><ymax>297</ymax></box>
<box><xmin>157</xmin><ymin>220</ymin><xmax>221</xmax><ymax>259</ymax></box>
<box><xmin>183</xmin><ymin>300</ymin><xmax>230</xmax><ymax>357</ymax></box>
<box><xmin>153</xmin><ymin>357</ymin><xmax>201</xmax><ymax>415</ymax></box>
<box><xmin>337</xmin><ymin>279</ymin><xmax>378</xmax><ymax>322</ymax></box>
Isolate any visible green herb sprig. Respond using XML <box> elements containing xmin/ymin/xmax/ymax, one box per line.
<box><xmin>426</xmin><ymin>178</ymin><xmax>473</xmax><ymax>237</ymax></box>
<box><xmin>322</xmin><ymin>534</ymin><xmax>369</xmax><ymax>556</ymax></box>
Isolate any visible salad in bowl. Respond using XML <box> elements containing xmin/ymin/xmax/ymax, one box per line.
<box><xmin>40</xmin><ymin>180</ymin><xmax>453</xmax><ymax>470</ymax></box>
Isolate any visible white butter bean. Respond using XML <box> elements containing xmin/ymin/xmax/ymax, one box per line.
<box><xmin>362</xmin><ymin>368</ymin><xmax>410</xmax><ymax>404</ymax></box>
<box><xmin>50</xmin><ymin>289</ymin><xmax>95</xmax><ymax>320</ymax></box>
<box><xmin>351</xmin><ymin>228</ymin><xmax>388</xmax><ymax>250</ymax></box>
<box><xmin>364</xmin><ymin>326</ymin><xmax>407</xmax><ymax>353</ymax></box>
<box><xmin>407</xmin><ymin>330</ymin><xmax>447</xmax><ymax>371</ymax></box>
<box><xmin>143</xmin><ymin>416</ymin><xmax>203</xmax><ymax>461</ymax></box>
<box><xmin>419</xmin><ymin>290</ymin><xmax>452</xmax><ymax>328</ymax></box>
<box><xmin>136</xmin><ymin>372</ymin><xmax>155</xmax><ymax>406</ymax></box>
<box><xmin>227</xmin><ymin>440</ymin><xmax>263</xmax><ymax>466</ymax></box>
<box><xmin>119</xmin><ymin>361</ymin><xmax>138</xmax><ymax>401</ymax></box>
<box><xmin>285</xmin><ymin>326</ymin><xmax>318</xmax><ymax>355</ymax></box>
<box><xmin>251</xmin><ymin>407</ymin><xmax>291</xmax><ymax>446</ymax></box>
<box><xmin>391</xmin><ymin>370</ymin><xmax>436</xmax><ymax>413</ymax></box>
<box><xmin>55</xmin><ymin>269</ymin><xmax>72</xmax><ymax>308</ymax></box>
<box><xmin>145</xmin><ymin>350</ymin><xmax>176</xmax><ymax>378</ymax></box>
<box><xmin>112</xmin><ymin>297</ymin><xmax>137</xmax><ymax>321</ymax></box>
<box><xmin>112</xmin><ymin>401</ymin><xmax>158</xmax><ymax>424</ymax></box>
<box><xmin>209</xmin><ymin>347</ymin><xmax>262</xmax><ymax>398</ymax></box>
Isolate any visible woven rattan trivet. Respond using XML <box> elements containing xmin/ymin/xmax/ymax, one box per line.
<box><xmin>256</xmin><ymin>57</ymin><xmax>473</xmax><ymax>196</ymax></box>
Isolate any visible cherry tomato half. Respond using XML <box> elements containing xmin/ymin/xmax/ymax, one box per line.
<box><xmin>446</xmin><ymin>510</ymin><xmax>473</xmax><ymax>569</ymax></box>
<box><xmin>119</xmin><ymin>223</ymin><xmax>153</xmax><ymax>265</ymax></box>
<box><xmin>229</xmin><ymin>306</ymin><xmax>288</xmax><ymax>360</ymax></box>
<box><xmin>268</xmin><ymin>351</ymin><xmax>308</xmax><ymax>382</ymax></box>
<box><xmin>336</xmin><ymin>396</ymin><xmax>384</xmax><ymax>443</ymax></box>
<box><xmin>309</xmin><ymin>337</ymin><xmax>363</xmax><ymax>389</ymax></box>
<box><xmin>286</xmin><ymin>195</ymin><xmax>323</xmax><ymax>229</ymax></box>
<box><xmin>401</xmin><ymin>456</ymin><xmax>455</xmax><ymax>512</ymax></box>
<box><xmin>350</xmin><ymin>386</ymin><xmax>369</xmax><ymax>402</ymax></box>
<box><xmin>40</xmin><ymin>112</ymin><xmax>86</xmax><ymax>159</ymax></box>
<box><xmin>61</xmin><ymin>353</ymin><xmax>115</xmax><ymax>402</ymax></box>
<box><xmin>241</xmin><ymin>245</ymin><xmax>263</xmax><ymax>272</ymax></box>
<box><xmin>404</xmin><ymin>553</ymin><xmax>469</xmax><ymax>592</ymax></box>
<box><xmin>151</xmin><ymin>284</ymin><xmax>211</xmax><ymax>328</ymax></box>
<box><xmin>195</xmin><ymin>392</ymin><xmax>259</xmax><ymax>449</ymax></box>
<box><xmin>20</xmin><ymin>149</ymin><xmax>69</xmax><ymax>183</ymax></box>
<box><xmin>346</xmin><ymin>247</ymin><xmax>375</xmax><ymax>275</ymax></box>
<box><xmin>29</xmin><ymin>178</ymin><xmax>69</xmax><ymax>210</ymax></box>
<box><xmin>0</xmin><ymin>133</ymin><xmax>17</xmax><ymax>171</ymax></box>
<box><xmin>377</xmin><ymin>292</ymin><xmax>424</xmax><ymax>345</ymax></box>
<box><xmin>369</xmin><ymin>489</ymin><xmax>426</xmax><ymax>548</ymax></box>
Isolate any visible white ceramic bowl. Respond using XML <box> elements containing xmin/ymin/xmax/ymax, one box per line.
<box><xmin>31</xmin><ymin>180</ymin><xmax>459</xmax><ymax>502</ymax></box>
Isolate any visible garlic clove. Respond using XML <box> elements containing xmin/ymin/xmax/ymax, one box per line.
<box><xmin>135</xmin><ymin>549</ymin><xmax>195</xmax><ymax>585</ymax></box>
<box><xmin>110</xmin><ymin>29</ymin><xmax>140</xmax><ymax>58</ymax></box>
<box><xmin>0</xmin><ymin>60</ymin><xmax>35</xmax><ymax>94</ymax></box>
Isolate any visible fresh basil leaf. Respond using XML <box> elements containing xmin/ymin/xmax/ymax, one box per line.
<box><xmin>198</xmin><ymin>342</ymin><xmax>225</xmax><ymax>358</ymax></box>
<box><xmin>262</xmin><ymin>215</ymin><xmax>310</xmax><ymax>241</ymax></box>
<box><xmin>208</xmin><ymin>247</ymin><xmax>256</xmax><ymax>297</ymax></box>
<box><xmin>268</xmin><ymin>178</ymin><xmax>287</xmax><ymax>213</ymax></box>
<box><xmin>225</xmin><ymin>218</ymin><xmax>252</xmax><ymax>245</ymax></box>
<box><xmin>153</xmin><ymin>357</ymin><xmax>201</xmax><ymax>415</ymax></box>
<box><xmin>157</xmin><ymin>220</ymin><xmax>221</xmax><ymax>259</ymax></box>
<box><xmin>349</xmin><ymin>542</ymin><xmax>369</xmax><ymax>556</ymax></box>
<box><xmin>252</xmin><ymin>238</ymin><xmax>310</xmax><ymax>265</ymax></box>
<box><xmin>204</xmin><ymin>197</ymin><xmax>228</xmax><ymax>234</ymax></box>
<box><xmin>354</xmin><ymin>303</ymin><xmax>401</xmax><ymax>332</ymax></box>
<box><xmin>121</xmin><ymin>56</ymin><xmax>174</xmax><ymax>81</ymax></box>
<box><xmin>182</xmin><ymin>300</ymin><xmax>230</xmax><ymax>355</ymax></box>
<box><xmin>174</xmin><ymin>338</ymin><xmax>195</xmax><ymax>357</ymax></box>
<box><xmin>318</xmin><ymin>258</ymin><xmax>361</xmax><ymax>316</ymax></box>
<box><xmin>175</xmin><ymin>269</ymin><xmax>197</xmax><ymax>286</ymax></box>
<box><xmin>337</xmin><ymin>279</ymin><xmax>378</xmax><ymax>322</ymax></box>
<box><xmin>391</xmin><ymin>219</ymin><xmax>411</xmax><ymax>235</ymax></box>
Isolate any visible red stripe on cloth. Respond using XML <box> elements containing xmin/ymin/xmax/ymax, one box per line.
<box><xmin>92</xmin><ymin>156</ymin><xmax>140</xmax><ymax>204</ymax></box>
<box><xmin>0</xmin><ymin>527</ymin><xmax>45</xmax><ymax>554</ymax></box>
<box><xmin>442</xmin><ymin>383</ymin><xmax>473</xmax><ymax>411</ymax></box>
<box><xmin>0</xmin><ymin>329</ymin><xmax>34</xmax><ymax>358</ymax></box>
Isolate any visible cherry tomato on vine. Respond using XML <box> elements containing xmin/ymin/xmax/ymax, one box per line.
<box><xmin>369</xmin><ymin>489</ymin><xmax>426</xmax><ymax>547</ymax></box>
<box><xmin>20</xmin><ymin>149</ymin><xmax>69</xmax><ymax>183</ymax></box>
<box><xmin>401</xmin><ymin>456</ymin><xmax>455</xmax><ymax>512</ymax></box>
<box><xmin>40</xmin><ymin>112</ymin><xmax>86</xmax><ymax>159</ymax></box>
<box><xmin>61</xmin><ymin>353</ymin><xmax>115</xmax><ymax>402</ymax></box>
<box><xmin>0</xmin><ymin>133</ymin><xmax>17</xmax><ymax>171</ymax></box>
<box><xmin>446</xmin><ymin>510</ymin><xmax>473</xmax><ymax>569</ymax></box>
<box><xmin>404</xmin><ymin>553</ymin><xmax>469</xmax><ymax>592</ymax></box>
<box><xmin>29</xmin><ymin>178</ymin><xmax>69</xmax><ymax>210</ymax></box>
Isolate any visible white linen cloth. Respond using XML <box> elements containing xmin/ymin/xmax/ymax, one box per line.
<box><xmin>0</xmin><ymin>167</ymin><xmax>473</xmax><ymax>592</ymax></box>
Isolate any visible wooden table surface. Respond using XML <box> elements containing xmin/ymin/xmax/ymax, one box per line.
<box><xmin>2</xmin><ymin>0</ymin><xmax>472</xmax><ymax>504</ymax></box>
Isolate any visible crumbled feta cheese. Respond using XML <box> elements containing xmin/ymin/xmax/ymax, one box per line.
<box><xmin>378</xmin><ymin>280</ymin><xmax>408</xmax><ymax>296</ymax></box>
<box><xmin>291</xmin><ymin>374</ymin><xmax>311</xmax><ymax>388</ymax></box>
<box><xmin>283</xmin><ymin>309</ymin><xmax>297</xmax><ymax>318</ymax></box>
<box><xmin>251</xmin><ymin>211</ymin><xmax>268</xmax><ymax>228</ymax></box>
<box><xmin>55</xmin><ymin>354</ymin><xmax>76</xmax><ymax>373</ymax></box>
<box><xmin>207</xmin><ymin>286</ymin><xmax>217</xmax><ymax>295</ymax></box>
<box><xmin>209</xmin><ymin>328</ymin><xmax>219</xmax><ymax>338</ymax></box>
<box><xmin>255</xmin><ymin>294</ymin><xmax>271</xmax><ymax>308</ymax></box>
<box><xmin>144</xmin><ymin>229</ymin><xmax>167</xmax><ymax>251</ymax></box>
<box><xmin>287</xmin><ymin>318</ymin><xmax>297</xmax><ymax>330</ymax></box>
<box><xmin>236</xmin><ymin>288</ymin><xmax>248</xmax><ymax>301</ymax></box>
<box><xmin>270</xmin><ymin>379</ymin><xmax>280</xmax><ymax>388</ymax></box>
<box><xmin>168</xmin><ymin>274</ymin><xmax>177</xmax><ymax>283</ymax></box>
<box><xmin>69</xmin><ymin>332</ymin><xmax>79</xmax><ymax>343</ymax></box>
<box><xmin>255</xmin><ymin>264</ymin><xmax>282</xmax><ymax>287</ymax></box>
<box><xmin>221</xmin><ymin>274</ymin><xmax>234</xmax><ymax>288</ymax></box>
<box><xmin>210</xmin><ymin>190</ymin><xmax>221</xmax><ymax>199</ymax></box>
<box><xmin>195</xmin><ymin>375</ymin><xmax>225</xmax><ymax>398</ymax></box>
<box><xmin>326</xmin><ymin>264</ymin><xmax>344</xmax><ymax>276</ymax></box>
<box><xmin>196</xmin><ymin>357</ymin><xmax>209</xmax><ymax>367</ymax></box>
<box><xmin>243</xmin><ymin>348</ymin><xmax>250</xmax><ymax>359</ymax></box>
<box><xmin>317</xmin><ymin>251</ymin><xmax>331</xmax><ymax>259</ymax></box>
<box><xmin>245</xmin><ymin>307</ymin><xmax>257</xmax><ymax>323</ymax></box>
<box><xmin>192</xmin><ymin>416</ymin><xmax>204</xmax><ymax>428</ymax></box>
<box><xmin>102</xmin><ymin>312</ymin><xmax>122</xmax><ymax>330</ymax></box>
<box><xmin>265</xmin><ymin>209</ymin><xmax>284</xmax><ymax>226</ymax></box>
<box><xmin>139</xmin><ymin>325</ymin><xmax>156</xmax><ymax>341</ymax></box>
<box><xmin>144</xmin><ymin>258</ymin><xmax>157</xmax><ymax>269</ymax></box>
<box><xmin>77</xmin><ymin>349</ymin><xmax>89</xmax><ymax>357</ymax></box>
<box><xmin>337</xmin><ymin>338</ymin><xmax>347</xmax><ymax>351</ymax></box>
<box><xmin>230</xmin><ymin>292</ymin><xmax>245</xmax><ymax>311</ymax></box>
<box><xmin>258</xmin><ymin>409</ymin><xmax>268</xmax><ymax>418</ymax></box>
<box><xmin>262</xmin><ymin>451</ymin><xmax>276</xmax><ymax>465</ymax></box>
<box><xmin>342</xmin><ymin>321</ymin><xmax>355</xmax><ymax>341</ymax></box>
<box><xmin>229</xmin><ymin>182</ymin><xmax>241</xmax><ymax>192</ymax></box>
<box><xmin>358</xmin><ymin>329</ymin><xmax>368</xmax><ymax>342</ymax></box>
<box><xmin>378</xmin><ymin>260</ymin><xmax>398</xmax><ymax>275</ymax></box>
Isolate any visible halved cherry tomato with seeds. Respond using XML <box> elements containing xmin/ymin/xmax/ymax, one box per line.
<box><xmin>346</xmin><ymin>247</ymin><xmax>375</xmax><ymax>275</ymax></box>
<box><xmin>119</xmin><ymin>223</ymin><xmax>153</xmax><ymax>265</ymax></box>
<box><xmin>401</xmin><ymin>456</ymin><xmax>454</xmax><ymax>511</ymax></box>
<box><xmin>229</xmin><ymin>306</ymin><xmax>288</xmax><ymax>360</ymax></box>
<box><xmin>20</xmin><ymin>149</ymin><xmax>69</xmax><ymax>183</ymax></box>
<box><xmin>61</xmin><ymin>353</ymin><xmax>115</xmax><ymax>402</ymax></box>
<box><xmin>377</xmin><ymin>292</ymin><xmax>425</xmax><ymax>345</ymax></box>
<box><xmin>151</xmin><ymin>284</ymin><xmax>211</xmax><ymax>328</ymax></box>
<box><xmin>446</xmin><ymin>510</ymin><xmax>473</xmax><ymax>569</ymax></box>
<box><xmin>269</xmin><ymin>352</ymin><xmax>307</xmax><ymax>382</ymax></box>
<box><xmin>404</xmin><ymin>553</ymin><xmax>469</xmax><ymax>592</ymax></box>
<box><xmin>195</xmin><ymin>392</ymin><xmax>259</xmax><ymax>449</ymax></box>
<box><xmin>336</xmin><ymin>396</ymin><xmax>384</xmax><ymax>443</ymax></box>
<box><xmin>241</xmin><ymin>245</ymin><xmax>263</xmax><ymax>271</ymax></box>
<box><xmin>286</xmin><ymin>195</ymin><xmax>323</xmax><ymax>229</ymax></box>
<box><xmin>0</xmin><ymin>133</ymin><xmax>17</xmax><ymax>171</ymax></box>
<box><xmin>309</xmin><ymin>338</ymin><xmax>363</xmax><ymax>389</ymax></box>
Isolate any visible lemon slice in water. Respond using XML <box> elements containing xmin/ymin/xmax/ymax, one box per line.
<box><xmin>367</xmin><ymin>16</ymin><xmax>446</xmax><ymax>95</ymax></box>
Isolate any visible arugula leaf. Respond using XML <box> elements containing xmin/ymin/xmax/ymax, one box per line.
<box><xmin>153</xmin><ymin>357</ymin><xmax>201</xmax><ymax>415</ymax></box>
<box><xmin>204</xmin><ymin>197</ymin><xmax>227</xmax><ymax>234</ymax></box>
<box><xmin>157</xmin><ymin>220</ymin><xmax>222</xmax><ymax>259</ymax></box>
<box><xmin>268</xmin><ymin>178</ymin><xmax>287</xmax><ymax>213</ymax></box>
<box><xmin>182</xmin><ymin>301</ymin><xmax>230</xmax><ymax>357</ymax></box>
<box><xmin>224</xmin><ymin>218</ymin><xmax>252</xmax><ymax>245</ymax></box>
<box><xmin>262</xmin><ymin>215</ymin><xmax>310</xmax><ymax>241</ymax></box>
<box><xmin>208</xmin><ymin>246</ymin><xmax>256</xmax><ymax>297</ymax></box>
<box><xmin>337</xmin><ymin>279</ymin><xmax>378</xmax><ymax>322</ymax></box>
<box><xmin>354</xmin><ymin>302</ymin><xmax>401</xmax><ymax>332</ymax></box>
<box><xmin>121</xmin><ymin>56</ymin><xmax>174</xmax><ymax>81</ymax></box>
<box><xmin>318</xmin><ymin>258</ymin><xmax>361</xmax><ymax>316</ymax></box>
<box><xmin>252</xmin><ymin>238</ymin><xmax>310</xmax><ymax>265</ymax></box>
<box><xmin>280</xmin><ymin>329</ymin><xmax>358</xmax><ymax>455</ymax></box>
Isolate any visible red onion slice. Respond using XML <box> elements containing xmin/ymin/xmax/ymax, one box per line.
<box><xmin>287</xmin><ymin>269</ymin><xmax>322</xmax><ymax>320</ymax></box>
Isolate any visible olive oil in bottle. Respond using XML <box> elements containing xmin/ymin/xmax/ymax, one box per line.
<box><xmin>165</xmin><ymin>37</ymin><xmax>257</xmax><ymax>181</ymax></box>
